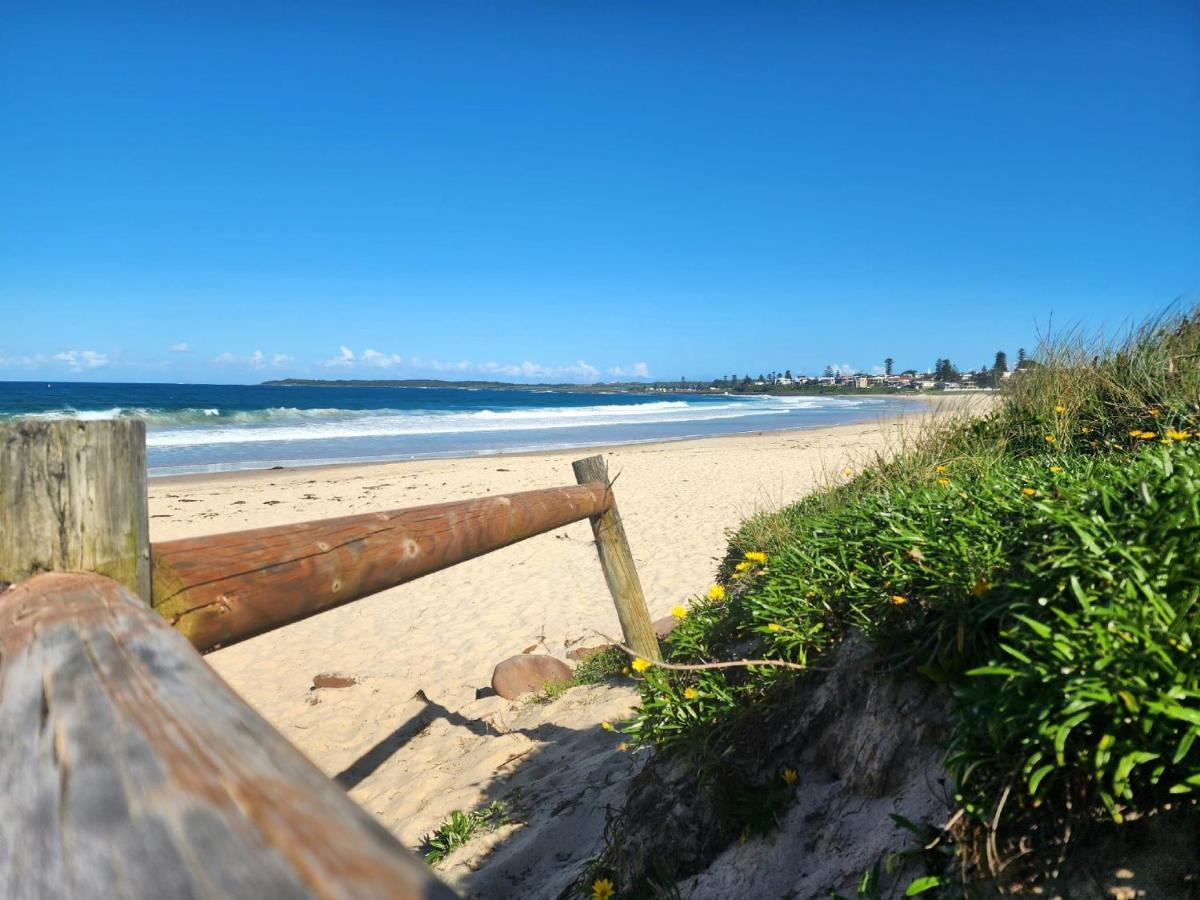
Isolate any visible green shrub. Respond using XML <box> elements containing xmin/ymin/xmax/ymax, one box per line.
<box><xmin>951</xmin><ymin>444</ymin><xmax>1200</xmax><ymax>824</ymax></box>
<box><xmin>621</xmin><ymin>307</ymin><xmax>1200</xmax><ymax>887</ymax></box>
<box><xmin>419</xmin><ymin>801</ymin><xmax>510</xmax><ymax>866</ymax></box>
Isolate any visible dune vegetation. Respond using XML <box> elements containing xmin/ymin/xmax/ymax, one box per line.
<box><xmin>586</xmin><ymin>308</ymin><xmax>1200</xmax><ymax>897</ymax></box>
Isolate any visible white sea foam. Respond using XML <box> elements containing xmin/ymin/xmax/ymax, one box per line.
<box><xmin>10</xmin><ymin>395</ymin><xmax>897</xmax><ymax>450</ymax></box>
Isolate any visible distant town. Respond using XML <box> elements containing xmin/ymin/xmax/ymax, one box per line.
<box><xmin>652</xmin><ymin>349</ymin><xmax>1029</xmax><ymax>394</ymax></box>
<box><xmin>265</xmin><ymin>349</ymin><xmax>1030</xmax><ymax>395</ymax></box>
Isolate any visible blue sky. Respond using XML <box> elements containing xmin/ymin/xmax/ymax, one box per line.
<box><xmin>2</xmin><ymin>1</ymin><xmax>1197</xmax><ymax>383</ymax></box>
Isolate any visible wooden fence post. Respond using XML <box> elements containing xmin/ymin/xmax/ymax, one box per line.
<box><xmin>0</xmin><ymin>419</ymin><xmax>150</xmax><ymax>601</ymax></box>
<box><xmin>572</xmin><ymin>455</ymin><xmax>661</xmax><ymax>661</ymax></box>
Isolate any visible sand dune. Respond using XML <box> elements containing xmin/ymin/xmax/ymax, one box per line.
<box><xmin>148</xmin><ymin>396</ymin><xmax>983</xmax><ymax>896</ymax></box>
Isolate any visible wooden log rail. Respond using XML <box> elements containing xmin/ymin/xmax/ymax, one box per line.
<box><xmin>151</xmin><ymin>482</ymin><xmax>616</xmax><ymax>653</ymax></box>
<box><xmin>0</xmin><ymin>572</ymin><xmax>455</xmax><ymax>899</ymax></box>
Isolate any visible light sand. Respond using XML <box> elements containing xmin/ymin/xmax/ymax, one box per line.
<box><xmin>148</xmin><ymin>394</ymin><xmax>986</xmax><ymax>897</ymax></box>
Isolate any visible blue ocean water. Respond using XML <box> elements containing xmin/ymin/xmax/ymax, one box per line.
<box><xmin>0</xmin><ymin>382</ymin><xmax>920</xmax><ymax>476</ymax></box>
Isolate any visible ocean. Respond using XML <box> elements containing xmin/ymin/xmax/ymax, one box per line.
<box><xmin>0</xmin><ymin>382</ymin><xmax>920</xmax><ymax>476</ymax></box>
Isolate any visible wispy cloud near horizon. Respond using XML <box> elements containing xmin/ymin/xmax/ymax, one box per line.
<box><xmin>312</xmin><ymin>347</ymin><xmax>650</xmax><ymax>383</ymax></box>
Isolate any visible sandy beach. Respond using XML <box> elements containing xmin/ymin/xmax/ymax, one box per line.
<box><xmin>147</xmin><ymin>395</ymin><xmax>984</xmax><ymax>897</ymax></box>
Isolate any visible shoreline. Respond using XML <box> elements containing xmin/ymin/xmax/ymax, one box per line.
<box><xmin>150</xmin><ymin>392</ymin><xmax>981</xmax><ymax>488</ymax></box>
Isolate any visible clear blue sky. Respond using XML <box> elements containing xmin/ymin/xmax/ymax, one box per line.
<box><xmin>2</xmin><ymin>1</ymin><xmax>1197</xmax><ymax>383</ymax></box>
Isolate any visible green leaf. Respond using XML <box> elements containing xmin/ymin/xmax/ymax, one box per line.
<box><xmin>1012</xmin><ymin>613</ymin><xmax>1053</xmax><ymax>639</ymax></box>
<box><xmin>1028</xmin><ymin>764</ymin><xmax>1056</xmax><ymax>795</ymax></box>
<box><xmin>905</xmin><ymin>876</ymin><xmax>943</xmax><ymax>895</ymax></box>
<box><xmin>965</xmin><ymin>666</ymin><xmax>1019</xmax><ymax>677</ymax></box>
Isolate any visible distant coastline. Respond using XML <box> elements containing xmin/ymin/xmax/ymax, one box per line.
<box><xmin>259</xmin><ymin>377</ymin><xmax>962</xmax><ymax>397</ymax></box>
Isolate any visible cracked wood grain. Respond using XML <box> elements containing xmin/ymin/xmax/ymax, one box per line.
<box><xmin>0</xmin><ymin>420</ymin><xmax>150</xmax><ymax>602</ymax></box>
<box><xmin>0</xmin><ymin>572</ymin><xmax>456</xmax><ymax>899</ymax></box>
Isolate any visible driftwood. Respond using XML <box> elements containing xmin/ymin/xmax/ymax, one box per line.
<box><xmin>0</xmin><ymin>572</ymin><xmax>455</xmax><ymax>899</ymax></box>
<box><xmin>152</xmin><ymin>484</ymin><xmax>613</xmax><ymax>652</ymax></box>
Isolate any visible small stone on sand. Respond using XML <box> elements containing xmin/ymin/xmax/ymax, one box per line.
<box><xmin>491</xmin><ymin>655</ymin><xmax>572</xmax><ymax>700</ymax></box>
<box><xmin>311</xmin><ymin>673</ymin><xmax>358</xmax><ymax>690</ymax></box>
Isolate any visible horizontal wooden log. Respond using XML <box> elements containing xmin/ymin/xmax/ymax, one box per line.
<box><xmin>0</xmin><ymin>572</ymin><xmax>456</xmax><ymax>899</ymax></box>
<box><xmin>152</xmin><ymin>483</ymin><xmax>613</xmax><ymax>653</ymax></box>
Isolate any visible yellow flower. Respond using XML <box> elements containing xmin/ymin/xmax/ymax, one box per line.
<box><xmin>1167</xmin><ymin>429</ymin><xmax>1191</xmax><ymax>441</ymax></box>
<box><xmin>935</xmin><ymin>465</ymin><xmax>947</xmax><ymax>473</ymax></box>
<box><xmin>1055</xmin><ymin>405</ymin><xmax>1065</xmax><ymax>414</ymax></box>
<box><xmin>683</xmin><ymin>687</ymin><xmax>698</xmax><ymax>700</ymax></box>
<box><xmin>616</xmin><ymin>742</ymin><xmax>628</xmax><ymax>752</ymax></box>
<box><xmin>843</xmin><ymin>469</ymin><xmax>853</xmax><ymax>477</ymax></box>
<box><xmin>592</xmin><ymin>878</ymin><xmax>616</xmax><ymax>900</ymax></box>
<box><xmin>1044</xmin><ymin>434</ymin><xmax>1056</xmax><ymax>444</ymax></box>
<box><xmin>1139</xmin><ymin>432</ymin><xmax>1157</xmax><ymax>440</ymax></box>
<box><xmin>937</xmin><ymin>478</ymin><xmax>950</xmax><ymax>487</ymax></box>
<box><xmin>1080</xmin><ymin>426</ymin><xmax>1091</xmax><ymax>434</ymax></box>
<box><xmin>1129</xmin><ymin>429</ymin><xmax>1143</xmax><ymax>438</ymax></box>
<box><xmin>707</xmin><ymin>584</ymin><xmax>726</xmax><ymax>602</ymax></box>
<box><xmin>782</xmin><ymin>768</ymin><xmax>798</xmax><ymax>785</ymax></box>
<box><xmin>671</xmin><ymin>604</ymin><xmax>688</xmax><ymax>620</ymax></box>
<box><xmin>1022</xmin><ymin>487</ymin><xmax>1037</xmax><ymax>497</ymax></box>
<box><xmin>891</xmin><ymin>595</ymin><xmax>908</xmax><ymax>606</ymax></box>
<box><xmin>1049</xmin><ymin>465</ymin><xmax>1063</xmax><ymax>473</ymax></box>
<box><xmin>767</xmin><ymin>622</ymin><xmax>782</xmax><ymax>632</ymax></box>
<box><xmin>1149</xmin><ymin>408</ymin><xmax>1160</xmax><ymax>417</ymax></box>
<box><xmin>735</xmin><ymin>561</ymin><xmax>751</xmax><ymax>572</ymax></box>
<box><xmin>601</xmin><ymin>721</ymin><xmax>615</xmax><ymax>732</ymax></box>
<box><xmin>744</xmin><ymin>551</ymin><xmax>767</xmax><ymax>563</ymax></box>
<box><xmin>631</xmin><ymin>657</ymin><xmax>652</xmax><ymax>673</ymax></box>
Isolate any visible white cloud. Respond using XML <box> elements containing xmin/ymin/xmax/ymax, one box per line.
<box><xmin>271</xmin><ymin>353</ymin><xmax>293</xmax><ymax>368</ymax></box>
<box><xmin>213</xmin><ymin>350</ymin><xmax>275</xmax><ymax>369</ymax></box>
<box><xmin>314</xmin><ymin>347</ymin><xmax>613</xmax><ymax>383</ymax></box>
<box><xmin>608</xmin><ymin>362</ymin><xmax>650</xmax><ymax>379</ymax></box>
<box><xmin>320</xmin><ymin>346</ymin><xmax>357</xmax><ymax>368</ymax></box>
<box><xmin>361</xmin><ymin>349</ymin><xmax>405</xmax><ymax>368</ymax></box>
<box><xmin>477</xmin><ymin>359</ymin><xmax>600</xmax><ymax>381</ymax></box>
<box><xmin>170</xmin><ymin>342</ymin><xmax>190</xmax><ymax>353</ymax></box>
<box><xmin>826</xmin><ymin>362</ymin><xmax>858</xmax><ymax>375</ymax></box>
<box><xmin>53</xmin><ymin>350</ymin><xmax>109</xmax><ymax>371</ymax></box>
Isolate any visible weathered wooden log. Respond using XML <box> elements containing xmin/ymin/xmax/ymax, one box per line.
<box><xmin>152</xmin><ymin>483</ymin><xmax>612</xmax><ymax>652</ymax></box>
<box><xmin>572</xmin><ymin>455</ymin><xmax>661</xmax><ymax>661</ymax></box>
<box><xmin>0</xmin><ymin>572</ymin><xmax>456</xmax><ymax>899</ymax></box>
<box><xmin>0</xmin><ymin>419</ymin><xmax>150</xmax><ymax>601</ymax></box>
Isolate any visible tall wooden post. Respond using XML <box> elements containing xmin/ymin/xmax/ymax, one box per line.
<box><xmin>572</xmin><ymin>454</ymin><xmax>661</xmax><ymax>661</ymax></box>
<box><xmin>0</xmin><ymin>419</ymin><xmax>150</xmax><ymax>601</ymax></box>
